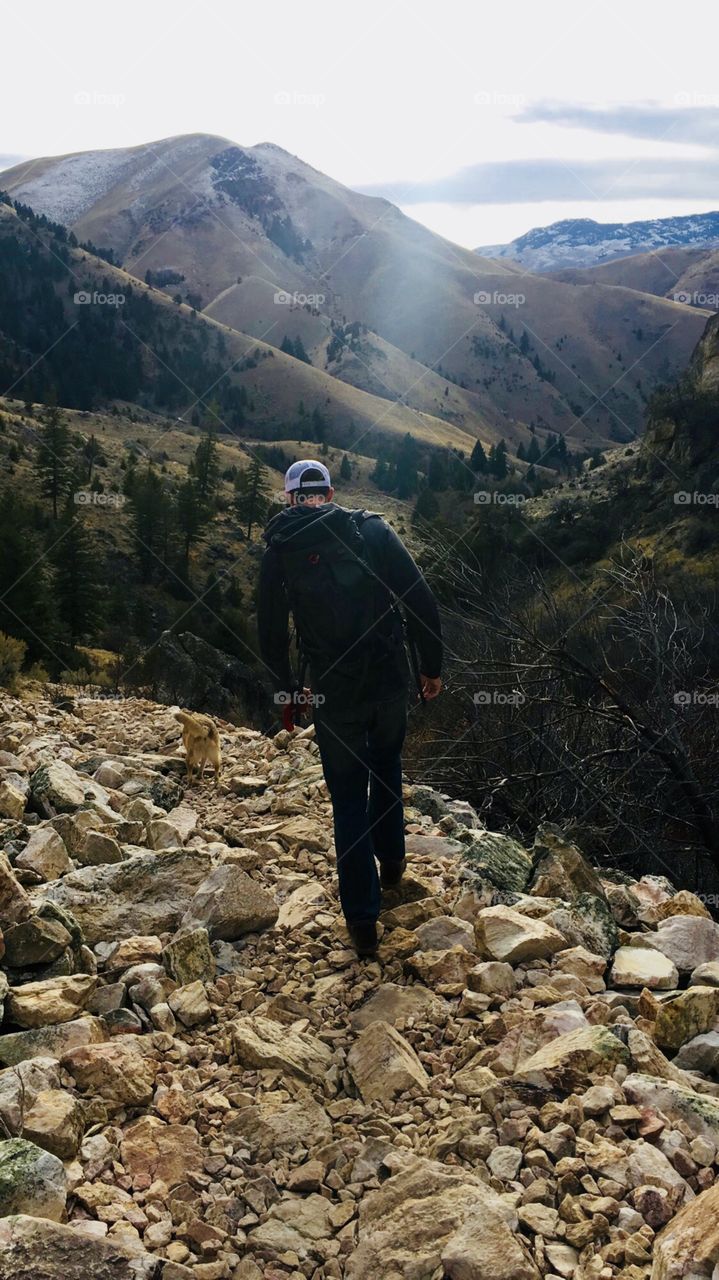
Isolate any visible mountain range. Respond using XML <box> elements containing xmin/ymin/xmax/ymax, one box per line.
<box><xmin>477</xmin><ymin>212</ymin><xmax>719</xmax><ymax>274</ymax></box>
<box><xmin>1</xmin><ymin>135</ymin><xmax>714</xmax><ymax>453</ymax></box>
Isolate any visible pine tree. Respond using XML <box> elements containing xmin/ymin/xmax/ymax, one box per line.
<box><xmin>52</xmin><ymin>507</ymin><xmax>101</xmax><ymax>644</ymax></box>
<box><xmin>412</xmin><ymin>487</ymin><xmax>440</xmax><ymax>525</ymax></box>
<box><xmin>36</xmin><ymin>404</ymin><xmax>73</xmax><ymax>519</ymax></box>
<box><xmin>176</xmin><ymin>477</ymin><xmax>207</xmax><ymax>574</ymax></box>
<box><xmin>83</xmin><ymin>434</ymin><xmax>104</xmax><ymax>483</ymax></box>
<box><xmin>517</xmin><ymin>441</ymin><xmax>527</xmax><ymax>462</ymax></box>
<box><xmin>428</xmin><ymin>452</ymin><xmax>448</xmax><ymax>492</ymax></box>
<box><xmin>470</xmin><ymin>439</ymin><xmax>487</xmax><ymax>472</ymax></box>
<box><xmin>128</xmin><ymin>467</ymin><xmax>175</xmax><ymax>582</ymax></box>
<box><xmin>0</xmin><ymin>488</ymin><xmax>59</xmax><ymax>661</ymax></box>
<box><xmin>191</xmin><ymin>427</ymin><xmax>220</xmax><ymax>512</ymax></box>
<box><xmin>371</xmin><ymin>458</ymin><xmax>389</xmax><ymax>490</ymax></box>
<box><xmin>293</xmin><ymin>335</ymin><xmax>312</xmax><ymax>365</ymax></box>
<box><xmin>340</xmin><ymin>453</ymin><xmax>352</xmax><ymax>482</ymax></box>
<box><xmin>527</xmin><ymin>435</ymin><xmax>541</xmax><ymax>464</ymax></box>
<box><xmin>235</xmin><ymin>457</ymin><xmax>273</xmax><ymax>539</ymax></box>
<box><xmin>396</xmin><ymin>433</ymin><xmax>419</xmax><ymax>499</ymax></box>
<box><xmin>280</xmin><ymin>335</ymin><xmax>296</xmax><ymax>357</ymax></box>
<box><xmin>489</xmin><ymin>439</ymin><xmax>508</xmax><ymax>479</ymax></box>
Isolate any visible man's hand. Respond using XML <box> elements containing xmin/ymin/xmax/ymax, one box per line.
<box><xmin>420</xmin><ymin>674</ymin><xmax>442</xmax><ymax>700</ymax></box>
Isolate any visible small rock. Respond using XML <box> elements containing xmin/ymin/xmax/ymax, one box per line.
<box><xmin>414</xmin><ymin>915</ymin><xmax>475</xmax><ymax>952</ymax></box>
<box><xmin>0</xmin><ymin>779</ymin><xmax>26</xmax><ymax>819</ymax></box>
<box><xmin>162</xmin><ymin>927</ymin><xmax>216</xmax><ymax>985</ymax></box>
<box><xmin>350</xmin><ymin>982</ymin><xmax>449</xmax><ymax>1031</ymax></box>
<box><xmin>76</xmin><ymin>830</ymin><xmax>126</xmax><ymax>866</ymax></box>
<box><xmin>610</xmin><ymin>946</ymin><xmax>679</xmax><ymax>990</ymax></box>
<box><xmin>475</xmin><ymin>905</ymin><xmax>566</xmax><ymax>964</ymax></box>
<box><xmin>233</xmin><ymin>1014</ymin><xmax>333</xmax><ymax>1083</ymax></box>
<box><xmin>168</xmin><ymin>980</ymin><xmax>212</xmax><ymax>1028</ymax></box>
<box><xmin>179</xmin><ymin>864</ymin><xmax>278</xmax><ymax>940</ymax></box>
<box><xmin>348</xmin><ymin>1020</ymin><xmax>430</xmax><ymax>1104</ymax></box>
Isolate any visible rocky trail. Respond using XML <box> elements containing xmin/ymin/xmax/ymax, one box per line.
<box><xmin>1</xmin><ymin>693</ymin><xmax>719</xmax><ymax>1279</ymax></box>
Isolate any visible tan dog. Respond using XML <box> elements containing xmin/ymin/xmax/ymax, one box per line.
<box><xmin>174</xmin><ymin>709</ymin><xmax>222</xmax><ymax>784</ymax></box>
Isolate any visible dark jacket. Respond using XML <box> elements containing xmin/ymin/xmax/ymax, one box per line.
<box><xmin>257</xmin><ymin>502</ymin><xmax>442</xmax><ymax>703</ymax></box>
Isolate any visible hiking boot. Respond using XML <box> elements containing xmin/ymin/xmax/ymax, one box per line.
<box><xmin>380</xmin><ymin>858</ymin><xmax>407</xmax><ymax>890</ymax></box>
<box><xmin>348</xmin><ymin>920</ymin><xmax>378</xmax><ymax>957</ymax></box>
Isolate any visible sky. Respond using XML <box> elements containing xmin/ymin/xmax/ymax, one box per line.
<box><xmin>1</xmin><ymin>0</ymin><xmax>718</xmax><ymax>247</ymax></box>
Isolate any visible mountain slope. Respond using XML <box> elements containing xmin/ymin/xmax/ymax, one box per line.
<box><xmin>477</xmin><ymin>211</ymin><xmax>719</xmax><ymax>273</ymax></box>
<box><xmin>1</xmin><ymin>135</ymin><xmax>709</xmax><ymax>445</ymax></box>
<box><xmin>0</xmin><ymin>197</ymin><xmax>478</xmax><ymax>453</ymax></box>
<box><xmin>555</xmin><ymin>246</ymin><xmax>719</xmax><ymax>311</ymax></box>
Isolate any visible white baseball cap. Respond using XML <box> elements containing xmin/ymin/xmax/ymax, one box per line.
<box><xmin>284</xmin><ymin>459</ymin><xmax>332</xmax><ymax>492</ymax></box>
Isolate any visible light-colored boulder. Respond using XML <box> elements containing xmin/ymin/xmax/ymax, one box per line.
<box><xmin>7</xmin><ymin>975</ymin><xmax>97</xmax><ymax>1029</ymax></box>
<box><xmin>459</xmin><ymin>828</ymin><xmax>533</xmax><ymax>892</ymax></box>
<box><xmin>0</xmin><ymin>779</ymin><xmax>26</xmax><ymax>819</ymax></box>
<box><xmin>167</xmin><ymin>980</ymin><xmax>212</xmax><ymax>1028</ymax></box>
<box><xmin>0</xmin><ymin>1138</ymin><xmax>66</xmax><ymax>1221</ymax></box>
<box><xmin>350</xmin><ymin>983</ymin><xmax>449</xmax><ymax>1031</ymax></box>
<box><xmin>233</xmin><ymin>1014</ymin><xmax>333</xmax><ymax>1083</ymax></box>
<box><xmin>30</xmin><ymin>760</ymin><xmax>109</xmax><ymax>814</ymax></box>
<box><xmin>414</xmin><ymin>915</ymin><xmax>475</xmax><ymax>952</ymax></box>
<box><xmin>2</xmin><ymin>916</ymin><xmax>72</xmax><ymax>968</ymax></box>
<box><xmin>21</xmin><ymin>1088</ymin><xmax>85</xmax><ymax>1159</ymax></box>
<box><xmin>690</xmin><ymin>960</ymin><xmax>719</xmax><ymax>987</ymax></box>
<box><xmin>75</xmin><ymin>830</ymin><xmax>126</xmax><ymax>866</ymax></box>
<box><xmin>348</xmin><ymin>1021</ymin><xmax>430</xmax><ymax>1104</ymax></box>
<box><xmin>405</xmin><ymin>946</ymin><xmax>477</xmax><ymax>995</ymax></box>
<box><xmin>0</xmin><ymin>855</ymin><xmax>33</xmax><ymax>930</ymax></box>
<box><xmin>475</xmin><ymin>905</ymin><xmax>565</xmax><ymax>964</ymax></box>
<box><xmin>40</xmin><ymin>847</ymin><xmax>212</xmax><ymax>944</ymax></box>
<box><xmin>652</xmin><ymin>1180</ymin><xmax>719</xmax><ymax>1279</ymax></box>
<box><xmin>627</xmin><ymin>1139</ymin><xmax>693</xmax><ymax>1203</ymax></box>
<box><xmin>674</xmin><ymin>1031</ymin><xmax>719</xmax><ymax>1074</ymax></box>
<box><xmin>466</xmin><ymin>960</ymin><xmax>516</xmax><ymax>998</ymax></box>
<box><xmin>179</xmin><ymin>863</ymin><xmax>278</xmax><ymax>940</ymax></box>
<box><xmin>0</xmin><ymin>1058</ymin><xmax>62</xmax><ymax>1136</ymax></box>
<box><xmin>249</xmin><ymin>1193</ymin><xmax>334</xmax><ymax>1260</ymax></box>
<box><xmin>653</xmin><ymin>987</ymin><xmax>719</xmax><ymax>1051</ymax></box>
<box><xmin>277</xmin><ymin>881</ymin><xmax>327</xmax><ymax>929</ymax></box>
<box><xmin>227</xmin><ymin>1093</ymin><xmax>332</xmax><ymax>1155</ymax></box>
<box><xmin>554</xmin><ymin>945</ymin><xmax>607</xmax><ymax>993</ymax></box>
<box><xmin>61</xmin><ymin>1040</ymin><xmax>156</xmax><ymax>1108</ymax></box>
<box><xmin>453</xmin><ymin>1063</ymin><xmax>499</xmax><ymax>1097</ymax></box>
<box><xmin>610</xmin><ymin>946</ymin><xmax>679</xmax><ymax>990</ymax></box>
<box><xmin>530</xmin><ymin>825</ymin><xmax>606</xmax><ymax>902</ymax></box>
<box><xmin>0</xmin><ymin>1017</ymin><xmax>107</xmax><ymax>1067</ymax></box>
<box><xmin>513</xmin><ymin>1025</ymin><xmax>631</xmax><ymax>1090</ymax></box>
<box><xmin>623</xmin><ymin>1073</ymin><xmax>719</xmax><ymax>1143</ymax></box>
<box><xmin>346</xmin><ymin>1155</ymin><xmax>540</xmax><ymax>1279</ymax></box>
<box><xmin>119</xmin><ymin>1115</ymin><xmax>203</xmax><ymax>1188</ymax></box>
<box><xmin>544</xmin><ymin>893</ymin><xmax>618</xmax><ymax>958</ymax></box>
<box><xmin>0</xmin><ymin>1214</ymin><xmax>159</xmax><ymax>1279</ymax></box>
<box><xmin>644</xmin><ymin>915</ymin><xmax>719</xmax><ymax>975</ymax></box>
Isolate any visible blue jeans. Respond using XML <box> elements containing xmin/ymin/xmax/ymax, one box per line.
<box><xmin>313</xmin><ymin>693</ymin><xmax>407</xmax><ymax>924</ymax></box>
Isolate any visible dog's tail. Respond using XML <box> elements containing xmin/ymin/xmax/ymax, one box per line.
<box><xmin>174</xmin><ymin>709</ymin><xmax>219</xmax><ymax>742</ymax></box>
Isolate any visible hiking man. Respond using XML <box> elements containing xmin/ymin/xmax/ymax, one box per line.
<box><xmin>258</xmin><ymin>458</ymin><xmax>442</xmax><ymax>956</ymax></box>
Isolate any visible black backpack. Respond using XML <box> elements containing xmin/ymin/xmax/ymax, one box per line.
<box><xmin>269</xmin><ymin>507</ymin><xmax>403</xmax><ymax>697</ymax></box>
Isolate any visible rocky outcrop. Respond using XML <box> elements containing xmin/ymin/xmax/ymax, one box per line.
<box><xmin>145</xmin><ymin>629</ymin><xmax>269</xmax><ymax>727</ymax></box>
